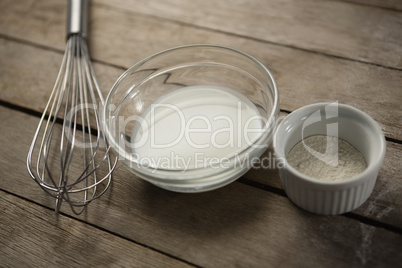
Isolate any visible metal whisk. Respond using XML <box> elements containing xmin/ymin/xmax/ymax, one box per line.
<box><xmin>27</xmin><ymin>0</ymin><xmax>116</xmax><ymax>214</ymax></box>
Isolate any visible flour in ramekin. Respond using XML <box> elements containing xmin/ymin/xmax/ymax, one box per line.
<box><xmin>287</xmin><ymin>135</ymin><xmax>367</xmax><ymax>181</ymax></box>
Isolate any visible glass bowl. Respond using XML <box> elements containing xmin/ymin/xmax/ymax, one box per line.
<box><xmin>103</xmin><ymin>44</ymin><xmax>279</xmax><ymax>192</ymax></box>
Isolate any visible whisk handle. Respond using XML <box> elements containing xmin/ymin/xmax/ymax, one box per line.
<box><xmin>67</xmin><ymin>0</ymin><xmax>88</xmax><ymax>38</ymax></box>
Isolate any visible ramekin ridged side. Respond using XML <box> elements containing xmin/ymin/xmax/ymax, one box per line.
<box><xmin>279</xmin><ymin>168</ymin><xmax>379</xmax><ymax>215</ymax></box>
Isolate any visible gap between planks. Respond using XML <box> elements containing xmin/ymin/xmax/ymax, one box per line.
<box><xmin>1</xmin><ymin>104</ymin><xmax>402</xmax><ymax>267</ymax></box>
<box><xmin>92</xmin><ymin>0</ymin><xmax>402</xmax><ymax>69</ymax></box>
<box><xmin>92</xmin><ymin>2</ymin><xmax>402</xmax><ymax>72</ymax></box>
<box><xmin>333</xmin><ymin>0</ymin><xmax>402</xmax><ymax>11</ymax></box>
<box><xmin>1</xmin><ymin>102</ymin><xmax>401</xmax><ymax>236</ymax></box>
<box><xmin>2</xmin><ymin>98</ymin><xmax>401</xmax><ymax>146</ymax></box>
<box><xmin>0</xmin><ymin>189</ymin><xmax>198</xmax><ymax>268</ymax></box>
<box><xmin>1</xmin><ymin>8</ymin><xmax>401</xmax><ymax>140</ymax></box>
<box><xmin>0</xmin><ymin>33</ymin><xmax>128</xmax><ymax>73</ymax></box>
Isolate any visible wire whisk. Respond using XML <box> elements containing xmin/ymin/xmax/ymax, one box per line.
<box><xmin>27</xmin><ymin>0</ymin><xmax>117</xmax><ymax>214</ymax></box>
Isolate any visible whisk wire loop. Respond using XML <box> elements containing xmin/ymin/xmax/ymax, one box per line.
<box><xmin>27</xmin><ymin>33</ymin><xmax>116</xmax><ymax>215</ymax></box>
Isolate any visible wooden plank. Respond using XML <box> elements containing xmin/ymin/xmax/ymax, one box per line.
<box><xmin>0</xmin><ymin>0</ymin><xmax>66</xmax><ymax>50</ymax></box>
<box><xmin>0</xmin><ymin>38</ymin><xmax>122</xmax><ymax>114</ymax></box>
<box><xmin>93</xmin><ymin>0</ymin><xmax>402</xmax><ymax>69</ymax></box>
<box><xmin>0</xmin><ymin>14</ymin><xmax>401</xmax><ymax>141</ymax></box>
<box><xmin>0</xmin><ymin>0</ymin><xmax>401</xmax><ymax>223</ymax></box>
<box><xmin>1</xmin><ymin>39</ymin><xmax>401</xmax><ymax>226</ymax></box>
<box><xmin>0</xmin><ymin>191</ymin><xmax>193</xmax><ymax>268</ymax></box>
<box><xmin>1</xmin><ymin>35</ymin><xmax>401</xmax><ymax>227</ymax></box>
<box><xmin>1</xmin><ymin>0</ymin><xmax>402</xmax><ymax>70</ymax></box>
<box><xmin>1</xmin><ymin>106</ymin><xmax>402</xmax><ymax>267</ymax></box>
<box><xmin>334</xmin><ymin>0</ymin><xmax>402</xmax><ymax>11</ymax></box>
<box><xmin>244</xmin><ymin>142</ymin><xmax>402</xmax><ymax>228</ymax></box>
<box><xmin>354</xmin><ymin>142</ymin><xmax>402</xmax><ymax>225</ymax></box>
<box><xmin>2</xmin><ymin>1</ymin><xmax>401</xmax><ymax>267</ymax></box>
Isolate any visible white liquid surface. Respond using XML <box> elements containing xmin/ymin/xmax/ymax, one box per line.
<box><xmin>131</xmin><ymin>85</ymin><xmax>263</xmax><ymax>170</ymax></box>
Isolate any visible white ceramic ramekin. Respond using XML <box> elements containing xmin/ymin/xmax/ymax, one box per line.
<box><xmin>273</xmin><ymin>102</ymin><xmax>386</xmax><ymax>215</ymax></box>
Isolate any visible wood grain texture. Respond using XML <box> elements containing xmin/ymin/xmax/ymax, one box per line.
<box><xmin>0</xmin><ymin>191</ymin><xmax>192</xmax><ymax>268</ymax></box>
<box><xmin>95</xmin><ymin>0</ymin><xmax>402</xmax><ymax>69</ymax></box>
<box><xmin>1</xmin><ymin>106</ymin><xmax>401</xmax><ymax>267</ymax></box>
<box><xmin>0</xmin><ymin>1</ymin><xmax>401</xmax><ymax>140</ymax></box>
<box><xmin>244</xmin><ymin>142</ymin><xmax>402</xmax><ymax>228</ymax></box>
<box><xmin>4</xmin><ymin>0</ymin><xmax>401</xmax><ymax>69</ymax></box>
<box><xmin>1</xmin><ymin>0</ymin><xmax>402</xmax><ymax>267</ymax></box>
<box><xmin>0</xmin><ymin>38</ymin><xmax>122</xmax><ymax>113</ymax></box>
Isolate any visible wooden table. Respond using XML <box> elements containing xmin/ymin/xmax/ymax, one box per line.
<box><xmin>1</xmin><ymin>0</ymin><xmax>401</xmax><ymax>267</ymax></box>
